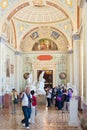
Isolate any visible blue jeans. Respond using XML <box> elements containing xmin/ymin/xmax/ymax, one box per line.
<box><xmin>22</xmin><ymin>106</ymin><xmax>31</xmax><ymax>127</ymax></box>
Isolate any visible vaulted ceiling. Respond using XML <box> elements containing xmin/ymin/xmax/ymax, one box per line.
<box><xmin>0</xmin><ymin>0</ymin><xmax>78</xmax><ymax>52</ymax></box>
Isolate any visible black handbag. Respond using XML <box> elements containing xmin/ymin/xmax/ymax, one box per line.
<box><xmin>13</xmin><ymin>98</ymin><xmax>18</xmax><ymax>104</ymax></box>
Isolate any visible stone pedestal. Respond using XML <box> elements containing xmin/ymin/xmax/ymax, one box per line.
<box><xmin>3</xmin><ymin>94</ymin><xmax>10</xmax><ymax>108</ymax></box>
<box><xmin>37</xmin><ymin>94</ymin><xmax>46</xmax><ymax>105</ymax></box>
<box><xmin>69</xmin><ymin>98</ymin><xmax>79</xmax><ymax>126</ymax></box>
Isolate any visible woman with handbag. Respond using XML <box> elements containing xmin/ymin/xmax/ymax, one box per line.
<box><xmin>11</xmin><ymin>88</ymin><xmax>18</xmax><ymax>114</ymax></box>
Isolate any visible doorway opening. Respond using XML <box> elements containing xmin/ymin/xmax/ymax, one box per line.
<box><xmin>37</xmin><ymin>70</ymin><xmax>53</xmax><ymax>88</ymax></box>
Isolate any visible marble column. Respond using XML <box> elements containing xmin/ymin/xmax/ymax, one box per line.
<box><xmin>0</xmin><ymin>37</ymin><xmax>6</xmax><ymax>108</ymax></box>
<box><xmin>77</xmin><ymin>0</ymin><xmax>87</xmax><ymax>110</ymax></box>
<box><xmin>0</xmin><ymin>37</ymin><xmax>3</xmax><ymax>108</ymax></box>
<box><xmin>72</xmin><ymin>33</ymin><xmax>80</xmax><ymax>93</ymax></box>
<box><xmin>83</xmin><ymin>1</ymin><xmax>87</xmax><ymax>104</ymax></box>
<box><xmin>67</xmin><ymin>51</ymin><xmax>73</xmax><ymax>84</ymax></box>
<box><xmin>15</xmin><ymin>52</ymin><xmax>22</xmax><ymax>93</ymax></box>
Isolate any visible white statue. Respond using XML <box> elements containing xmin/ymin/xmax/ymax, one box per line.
<box><xmin>24</xmin><ymin>73</ymin><xmax>36</xmax><ymax>91</ymax></box>
<box><xmin>37</xmin><ymin>71</ymin><xmax>45</xmax><ymax>95</ymax></box>
<box><xmin>27</xmin><ymin>73</ymin><xmax>33</xmax><ymax>85</ymax></box>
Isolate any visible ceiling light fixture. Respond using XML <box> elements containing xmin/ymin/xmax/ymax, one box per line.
<box><xmin>66</xmin><ymin>0</ymin><xmax>72</xmax><ymax>7</ymax></box>
<box><xmin>1</xmin><ymin>0</ymin><xmax>8</xmax><ymax>9</ymax></box>
<box><xmin>20</xmin><ymin>25</ymin><xmax>24</xmax><ymax>31</ymax></box>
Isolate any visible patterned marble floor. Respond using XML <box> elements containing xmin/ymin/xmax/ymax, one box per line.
<box><xmin>0</xmin><ymin>104</ymin><xmax>83</xmax><ymax>130</ymax></box>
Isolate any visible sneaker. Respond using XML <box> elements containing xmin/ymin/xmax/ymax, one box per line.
<box><xmin>26</xmin><ymin>126</ymin><xmax>29</xmax><ymax>129</ymax></box>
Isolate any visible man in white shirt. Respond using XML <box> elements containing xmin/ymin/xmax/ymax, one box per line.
<box><xmin>20</xmin><ymin>87</ymin><xmax>31</xmax><ymax>130</ymax></box>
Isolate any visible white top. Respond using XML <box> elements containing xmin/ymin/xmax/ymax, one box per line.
<box><xmin>21</xmin><ymin>93</ymin><xmax>28</xmax><ymax>106</ymax></box>
<box><xmin>46</xmin><ymin>89</ymin><xmax>52</xmax><ymax>98</ymax></box>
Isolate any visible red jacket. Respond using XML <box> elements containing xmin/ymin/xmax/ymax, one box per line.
<box><xmin>32</xmin><ymin>95</ymin><xmax>37</xmax><ymax>106</ymax></box>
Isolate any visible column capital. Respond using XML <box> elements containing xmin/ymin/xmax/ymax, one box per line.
<box><xmin>78</xmin><ymin>0</ymin><xmax>87</xmax><ymax>7</ymax></box>
<box><xmin>67</xmin><ymin>50</ymin><xmax>73</xmax><ymax>54</ymax></box>
<box><xmin>15</xmin><ymin>51</ymin><xmax>22</xmax><ymax>55</ymax></box>
<box><xmin>72</xmin><ymin>32</ymin><xmax>80</xmax><ymax>40</ymax></box>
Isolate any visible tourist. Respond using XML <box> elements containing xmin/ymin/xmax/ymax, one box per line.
<box><xmin>11</xmin><ymin>88</ymin><xmax>18</xmax><ymax>114</ymax></box>
<box><xmin>30</xmin><ymin>90</ymin><xmax>37</xmax><ymax>124</ymax></box>
<box><xmin>20</xmin><ymin>87</ymin><xmax>31</xmax><ymax>129</ymax></box>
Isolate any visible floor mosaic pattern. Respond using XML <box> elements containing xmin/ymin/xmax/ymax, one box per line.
<box><xmin>0</xmin><ymin>105</ymin><xmax>83</xmax><ymax>130</ymax></box>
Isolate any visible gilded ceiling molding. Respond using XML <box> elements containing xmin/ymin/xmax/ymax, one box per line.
<box><xmin>13</xmin><ymin>16</ymin><xmax>68</xmax><ymax>24</ymax></box>
<box><xmin>7</xmin><ymin>2</ymin><xmax>29</xmax><ymax>21</ymax></box>
<box><xmin>11</xmin><ymin>20</ymin><xmax>17</xmax><ymax>48</ymax></box>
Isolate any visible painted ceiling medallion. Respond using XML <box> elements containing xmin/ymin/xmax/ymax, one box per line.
<box><xmin>37</xmin><ymin>55</ymin><xmax>53</xmax><ymax>60</ymax></box>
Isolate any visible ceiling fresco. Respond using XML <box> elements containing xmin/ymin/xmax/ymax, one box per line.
<box><xmin>20</xmin><ymin>26</ymin><xmax>68</xmax><ymax>52</ymax></box>
<box><xmin>0</xmin><ymin>0</ymin><xmax>78</xmax><ymax>52</ymax></box>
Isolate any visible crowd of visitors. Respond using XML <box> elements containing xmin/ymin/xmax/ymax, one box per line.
<box><xmin>44</xmin><ymin>84</ymin><xmax>73</xmax><ymax>112</ymax></box>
